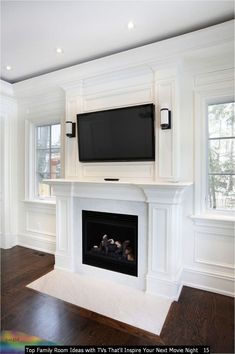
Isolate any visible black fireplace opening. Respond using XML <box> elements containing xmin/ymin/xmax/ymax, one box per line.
<box><xmin>82</xmin><ymin>210</ymin><xmax>138</xmax><ymax>276</ymax></box>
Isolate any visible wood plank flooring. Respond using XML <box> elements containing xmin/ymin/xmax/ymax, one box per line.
<box><xmin>1</xmin><ymin>246</ymin><xmax>234</xmax><ymax>352</ymax></box>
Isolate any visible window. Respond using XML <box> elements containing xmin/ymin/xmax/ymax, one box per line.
<box><xmin>36</xmin><ymin>123</ymin><xmax>61</xmax><ymax>198</ymax></box>
<box><xmin>207</xmin><ymin>102</ymin><xmax>234</xmax><ymax>210</ymax></box>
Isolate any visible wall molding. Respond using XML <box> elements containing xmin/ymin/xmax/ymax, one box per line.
<box><xmin>82</xmin><ymin>162</ymin><xmax>154</xmax><ymax>180</ymax></box>
<box><xmin>83</xmin><ymin>83</ymin><xmax>153</xmax><ymax>111</ymax></box>
<box><xmin>182</xmin><ymin>267</ymin><xmax>234</xmax><ymax>297</ymax></box>
<box><xmin>2</xmin><ymin>232</ymin><xmax>234</xmax><ymax>298</ymax></box>
<box><xmin>194</xmin><ymin>67</ymin><xmax>234</xmax><ymax>88</ymax></box>
<box><xmin>13</xmin><ymin>20</ymin><xmax>234</xmax><ymax>98</ymax></box>
<box><xmin>191</xmin><ymin>215</ymin><xmax>234</xmax><ymax>231</ymax></box>
<box><xmin>194</xmin><ymin>233</ymin><xmax>234</xmax><ymax>270</ymax></box>
<box><xmin>17</xmin><ymin>233</ymin><xmax>56</xmax><ymax>254</ymax></box>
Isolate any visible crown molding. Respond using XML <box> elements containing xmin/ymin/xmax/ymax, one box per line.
<box><xmin>12</xmin><ymin>20</ymin><xmax>234</xmax><ymax>98</ymax></box>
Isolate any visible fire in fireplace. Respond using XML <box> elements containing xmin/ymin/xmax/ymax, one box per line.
<box><xmin>82</xmin><ymin>210</ymin><xmax>138</xmax><ymax>276</ymax></box>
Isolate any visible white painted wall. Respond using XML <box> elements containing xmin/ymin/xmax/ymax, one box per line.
<box><xmin>0</xmin><ymin>20</ymin><xmax>234</xmax><ymax>296</ymax></box>
<box><xmin>0</xmin><ymin>81</ymin><xmax>18</xmax><ymax>248</ymax></box>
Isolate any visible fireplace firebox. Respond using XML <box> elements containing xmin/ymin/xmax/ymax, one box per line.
<box><xmin>82</xmin><ymin>210</ymin><xmax>138</xmax><ymax>276</ymax></box>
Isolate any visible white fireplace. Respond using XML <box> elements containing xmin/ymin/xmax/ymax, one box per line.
<box><xmin>46</xmin><ymin>179</ymin><xmax>191</xmax><ymax>300</ymax></box>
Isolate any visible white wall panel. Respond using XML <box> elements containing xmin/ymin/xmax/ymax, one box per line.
<box><xmin>156</xmin><ymin>78</ymin><xmax>177</xmax><ymax>180</ymax></box>
<box><xmin>194</xmin><ymin>231</ymin><xmax>234</xmax><ymax>271</ymax></box>
<box><xmin>57</xmin><ymin>197</ymin><xmax>69</xmax><ymax>253</ymax></box>
<box><xmin>26</xmin><ymin>210</ymin><xmax>56</xmax><ymax>237</ymax></box>
<box><xmin>65</xmin><ymin>96</ymin><xmax>80</xmax><ymax>178</ymax></box>
<box><xmin>83</xmin><ymin>86</ymin><xmax>153</xmax><ymax>112</ymax></box>
<box><xmin>82</xmin><ymin>162</ymin><xmax>154</xmax><ymax>180</ymax></box>
<box><xmin>150</xmin><ymin>206</ymin><xmax>168</xmax><ymax>273</ymax></box>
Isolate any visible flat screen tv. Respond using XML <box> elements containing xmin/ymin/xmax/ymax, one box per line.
<box><xmin>77</xmin><ymin>103</ymin><xmax>155</xmax><ymax>162</ymax></box>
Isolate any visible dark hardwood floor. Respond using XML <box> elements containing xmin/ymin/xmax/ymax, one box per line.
<box><xmin>1</xmin><ymin>246</ymin><xmax>234</xmax><ymax>352</ymax></box>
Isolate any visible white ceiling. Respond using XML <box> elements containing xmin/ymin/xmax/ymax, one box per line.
<box><xmin>1</xmin><ymin>0</ymin><xmax>234</xmax><ymax>83</ymax></box>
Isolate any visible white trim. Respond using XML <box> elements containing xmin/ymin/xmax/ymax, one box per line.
<box><xmin>17</xmin><ymin>233</ymin><xmax>56</xmax><ymax>254</ymax></box>
<box><xmin>25</xmin><ymin>120</ymin><xmax>36</xmax><ymax>200</ymax></box>
<box><xmin>23</xmin><ymin>199</ymin><xmax>56</xmax><ymax>206</ymax></box>
<box><xmin>146</xmin><ymin>274</ymin><xmax>183</xmax><ymax>301</ymax></box>
<box><xmin>194</xmin><ymin>258</ymin><xmax>234</xmax><ymax>271</ymax></box>
<box><xmin>25</xmin><ymin>120</ymin><xmax>62</xmax><ymax>202</ymax></box>
<box><xmin>13</xmin><ymin>20</ymin><xmax>234</xmax><ymax>98</ymax></box>
<box><xmin>182</xmin><ymin>267</ymin><xmax>235</xmax><ymax>297</ymax></box>
<box><xmin>194</xmin><ymin>232</ymin><xmax>234</xmax><ymax>270</ymax></box>
<box><xmin>191</xmin><ymin>213</ymin><xmax>235</xmax><ymax>224</ymax></box>
<box><xmin>25</xmin><ymin>209</ymin><xmax>56</xmax><ymax>237</ymax></box>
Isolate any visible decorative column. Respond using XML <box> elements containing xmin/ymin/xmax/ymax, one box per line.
<box><xmin>60</xmin><ymin>81</ymin><xmax>84</xmax><ymax>179</ymax></box>
<box><xmin>153</xmin><ymin>66</ymin><xmax>180</xmax><ymax>182</ymax></box>
<box><xmin>141</xmin><ymin>183</ymin><xmax>189</xmax><ymax>299</ymax></box>
<box><xmin>52</xmin><ymin>182</ymin><xmax>74</xmax><ymax>271</ymax></box>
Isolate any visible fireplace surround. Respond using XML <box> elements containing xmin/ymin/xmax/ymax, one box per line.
<box><xmin>46</xmin><ymin>179</ymin><xmax>191</xmax><ymax>299</ymax></box>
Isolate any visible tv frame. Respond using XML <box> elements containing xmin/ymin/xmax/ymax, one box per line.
<box><xmin>77</xmin><ymin>103</ymin><xmax>155</xmax><ymax>163</ymax></box>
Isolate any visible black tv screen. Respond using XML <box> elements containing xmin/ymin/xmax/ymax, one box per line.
<box><xmin>77</xmin><ymin>103</ymin><xmax>155</xmax><ymax>162</ymax></box>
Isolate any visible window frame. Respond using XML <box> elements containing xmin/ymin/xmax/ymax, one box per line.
<box><xmin>206</xmin><ymin>100</ymin><xmax>234</xmax><ymax>211</ymax></box>
<box><xmin>194</xmin><ymin>82</ymin><xmax>234</xmax><ymax>217</ymax></box>
<box><xmin>25</xmin><ymin>119</ymin><xmax>63</xmax><ymax>203</ymax></box>
<box><xmin>35</xmin><ymin>123</ymin><xmax>61</xmax><ymax>199</ymax></box>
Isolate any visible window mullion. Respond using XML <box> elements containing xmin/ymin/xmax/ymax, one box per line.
<box><xmin>209</xmin><ymin>136</ymin><xmax>235</xmax><ymax>140</ymax></box>
<box><xmin>209</xmin><ymin>173</ymin><xmax>235</xmax><ymax>176</ymax></box>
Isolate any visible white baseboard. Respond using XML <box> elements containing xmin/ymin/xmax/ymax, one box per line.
<box><xmin>182</xmin><ymin>267</ymin><xmax>235</xmax><ymax>297</ymax></box>
<box><xmin>146</xmin><ymin>274</ymin><xmax>183</xmax><ymax>301</ymax></box>
<box><xmin>0</xmin><ymin>233</ymin><xmax>18</xmax><ymax>249</ymax></box>
<box><xmin>1</xmin><ymin>235</ymin><xmax>234</xmax><ymax>298</ymax></box>
<box><xmin>17</xmin><ymin>233</ymin><xmax>56</xmax><ymax>254</ymax></box>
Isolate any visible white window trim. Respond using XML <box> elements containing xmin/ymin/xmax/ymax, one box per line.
<box><xmin>206</xmin><ymin>100</ymin><xmax>234</xmax><ymax>211</ymax></box>
<box><xmin>194</xmin><ymin>70</ymin><xmax>234</xmax><ymax>219</ymax></box>
<box><xmin>25</xmin><ymin>119</ymin><xmax>63</xmax><ymax>203</ymax></box>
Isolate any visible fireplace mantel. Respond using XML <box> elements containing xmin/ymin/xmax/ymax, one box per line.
<box><xmin>45</xmin><ymin>178</ymin><xmax>192</xmax><ymax>203</ymax></box>
<box><xmin>45</xmin><ymin>178</ymin><xmax>192</xmax><ymax>299</ymax></box>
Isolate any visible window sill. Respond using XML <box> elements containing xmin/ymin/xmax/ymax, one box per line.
<box><xmin>191</xmin><ymin>213</ymin><xmax>235</xmax><ymax>223</ymax></box>
<box><xmin>23</xmin><ymin>199</ymin><xmax>56</xmax><ymax>206</ymax></box>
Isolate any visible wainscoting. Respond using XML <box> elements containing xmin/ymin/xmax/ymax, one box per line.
<box><xmin>183</xmin><ymin>216</ymin><xmax>234</xmax><ymax>297</ymax></box>
<box><xmin>17</xmin><ymin>201</ymin><xmax>56</xmax><ymax>254</ymax></box>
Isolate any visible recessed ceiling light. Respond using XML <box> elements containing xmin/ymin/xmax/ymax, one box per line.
<box><xmin>55</xmin><ymin>47</ymin><xmax>63</xmax><ymax>54</ymax></box>
<box><xmin>127</xmin><ymin>21</ymin><xmax>134</xmax><ymax>30</ymax></box>
<box><xmin>6</xmin><ymin>65</ymin><xmax>12</xmax><ymax>71</ymax></box>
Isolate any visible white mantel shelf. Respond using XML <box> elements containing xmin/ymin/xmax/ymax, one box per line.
<box><xmin>45</xmin><ymin>178</ymin><xmax>192</xmax><ymax>204</ymax></box>
<box><xmin>45</xmin><ymin>178</ymin><xmax>192</xmax><ymax>187</ymax></box>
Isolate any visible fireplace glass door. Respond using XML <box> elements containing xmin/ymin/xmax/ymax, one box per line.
<box><xmin>82</xmin><ymin>210</ymin><xmax>138</xmax><ymax>276</ymax></box>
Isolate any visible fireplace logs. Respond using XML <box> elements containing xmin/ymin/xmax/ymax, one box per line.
<box><xmin>91</xmin><ymin>234</ymin><xmax>135</xmax><ymax>262</ymax></box>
